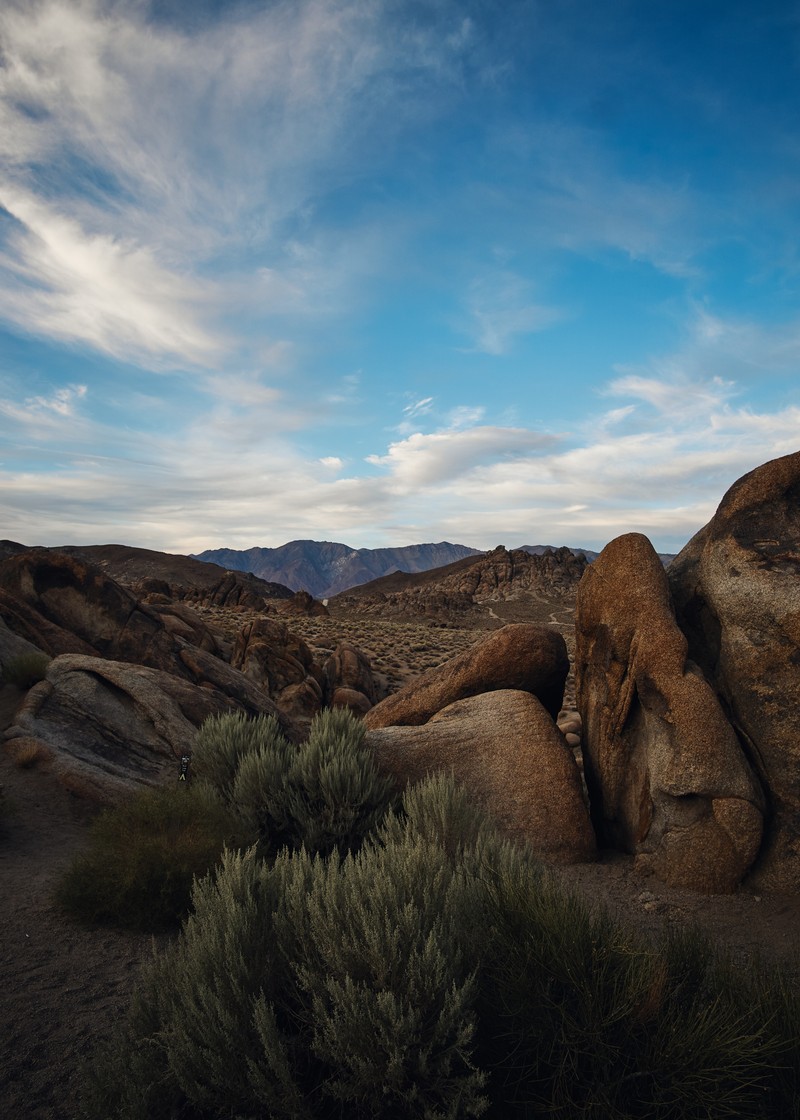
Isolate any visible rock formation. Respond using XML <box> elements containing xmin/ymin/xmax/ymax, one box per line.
<box><xmin>4</xmin><ymin>654</ymin><xmax>283</xmax><ymax>803</ymax></box>
<box><xmin>367</xmin><ymin>689</ymin><xmax>595</xmax><ymax>862</ymax></box>
<box><xmin>231</xmin><ymin>617</ymin><xmax>325</xmax><ymax>722</ymax></box>
<box><xmin>668</xmin><ymin>451</ymin><xmax>800</xmax><ymax>890</ymax></box>
<box><xmin>333</xmin><ymin>546</ymin><xmax>587</xmax><ymax>623</ymax></box>
<box><xmin>365</xmin><ymin>623</ymin><xmax>569</xmax><ymax>729</ymax></box>
<box><xmin>323</xmin><ymin>640</ymin><xmax>377</xmax><ymax>714</ymax></box>
<box><xmin>575</xmin><ymin>533</ymin><xmax>764</xmax><ymax>892</ymax></box>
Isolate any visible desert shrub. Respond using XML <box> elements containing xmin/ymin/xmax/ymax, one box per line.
<box><xmin>81</xmin><ymin>813</ymin><xmax>489</xmax><ymax>1120</ymax></box>
<box><xmin>79</xmin><ymin>770</ymin><xmax>800</xmax><ymax>1120</ymax></box>
<box><xmin>475</xmin><ymin>849</ymin><xmax>788</xmax><ymax>1119</ymax></box>
<box><xmin>206</xmin><ymin>706</ymin><xmax>397</xmax><ymax>858</ymax></box>
<box><xmin>56</xmin><ymin>781</ymin><xmax>248</xmax><ymax>932</ymax></box>
<box><xmin>192</xmin><ymin>710</ymin><xmax>286</xmax><ymax>801</ymax></box>
<box><xmin>2</xmin><ymin>651</ymin><xmax>51</xmax><ymax>689</ymax></box>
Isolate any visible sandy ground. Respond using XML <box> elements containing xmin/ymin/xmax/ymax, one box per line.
<box><xmin>1</xmin><ymin>631</ymin><xmax>799</xmax><ymax>1118</ymax></box>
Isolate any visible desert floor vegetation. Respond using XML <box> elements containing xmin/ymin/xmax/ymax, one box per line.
<box><xmin>76</xmin><ymin>755</ymin><xmax>800</xmax><ymax>1120</ymax></box>
<box><xmin>55</xmin><ymin>781</ymin><xmax>247</xmax><ymax>932</ymax></box>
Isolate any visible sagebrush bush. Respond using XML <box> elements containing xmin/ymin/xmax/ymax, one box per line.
<box><xmin>202</xmin><ymin>706</ymin><xmax>397</xmax><ymax>858</ymax></box>
<box><xmin>79</xmin><ymin>768</ymin><xmax>800</xmax><ymax>1120</ymax></box>
<box><xmin>192</xmin><ymin>710</ymin><xmax>286</xmax><ymax>801</ymax></box>
<box><xmin>2</xmin><ymin>651</ymin><xmax>51</xmax><ymax>689</ymax></box>
<box><xmin>56</xmin><ymin>781</ymin><xmax>248</xmax><ymax>932</ymax></box>
<box><xmin>475</xmin><ymin>849</ymin><xmax>789</xmax><ymax>1119</ymax></box>
<box><xmin>80</xmin><ymin>775</ymin><xmax>492</xmax><ymax>1120</ymax></box>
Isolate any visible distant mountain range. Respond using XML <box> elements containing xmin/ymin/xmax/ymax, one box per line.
<box><xmin>192</xmin><ymin>541</ymin><xmax>483</xmax><ymax>600</ymax></box>
<box><xmin>191</xmin><ymin>540</ymin><xmax>621</xmax><ymax>599</ymax></box>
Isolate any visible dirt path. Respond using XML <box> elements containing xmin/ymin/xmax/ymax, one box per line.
<box><xmin>0</xmin><ymin>687</ymin><xmax>171</xmax><ymax>1119</ymax></box>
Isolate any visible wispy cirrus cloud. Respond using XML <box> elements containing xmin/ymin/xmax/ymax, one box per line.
<box><xmin>0</xmin><ymin>0</ymin><xmax>479</xmax><ymax>368</ymax></box>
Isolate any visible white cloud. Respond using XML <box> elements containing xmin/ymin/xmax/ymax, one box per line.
<box><xmin>365</xmin><ymin>425</ymin><xmax>559</xmax><ymax>490</ymax></box>
<box><xmin>462</xmin><ymin>271</ymin><xmax>564</xmax><ymax>354</ymax></box>
<box><xmin>0</xmin><ymin>185</ymin><xmax>222</xmax><ymax>366</ymax></box>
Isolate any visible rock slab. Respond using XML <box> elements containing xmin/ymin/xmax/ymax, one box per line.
<box><xmin>364</xmin><ymin>623</ymin><xmax>569</xmax><ymax>729</ymax></box>
<box><xmin>3</xmin><ymin>654</ymin><xmax>266</xmax><ymax>804</ymax></box>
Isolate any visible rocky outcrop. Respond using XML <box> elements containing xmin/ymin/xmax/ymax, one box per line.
<box><xmin>367</xmin><ymin>689</ymin><xmax>595</xmax><ymax>862</ymax></box>
<box><xmin>365</xmin><ymin>624</ymin><xmax>568</xmax><ymax>728</ymax></box>
<box><xmin>4</xmin><ymin>654</ymin><xmax>282</xmax><ymax>803</ymax></box>
<box><xmin>0</xmin><ymin>615</ymin><xmax>52</xmax><ymax>669</ymax></box>
<box><xmin>575</xmin><ymin>533</ymin><xmax>763</xmax><ymax>892</ymax></box>
<box><xmin>231</xmin><ymin>617</ymin><xmax>325</xmax><ymax>721</ymax></box>
<box><xmin>668</xmin><ymin>451</ymin><xmax>800</xmax><ymax>890</ymax></box>
<box><xmin>56</xmin><ymin>542</ymin><xmax>294</xmax><ymax>609</ymax></box>
<box><xmin>323</xmin><ymin>640</ymin><xmax>377</xmax><ymax>714</ymax></box>
<box><xmin>278</xmin><ymin>590</ymin><xmax>329</xmax><ymax>618</ymax></box>
<box><xmin>0</xmin><ymin>550</ymin><xmax>288</xmax><ymax>723</ymax></box>
<box><xmin>333</xmin><ymin>546</ymin><xmax>587</xmax><ymax>623</ymax></box>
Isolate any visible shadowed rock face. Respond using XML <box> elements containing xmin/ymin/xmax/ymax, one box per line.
<box><xmin>364</xmin><ymin>624</ymin><xmax>569</xmax><ymax>729</ymax></box>
<box><xmin>576</xmin><ymin>533</ymin><xmax>763</xmax><ymax>892</ymax></box>
<box><xmin>669</xmin><ymin>451</ymin><xmax>800</xmax><ymax>891</ymax></box>
<box><xmin>367</xmin><ymin>689</ymin><xmax>596</xmax><ymax>862</ymax></box>
<box><xmin>4</xmin><ymin>655</ymin><xmax>269</xmax><ymax>803</ymax></box>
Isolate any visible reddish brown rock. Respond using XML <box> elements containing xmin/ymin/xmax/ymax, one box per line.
<box><xmin>323</xmin><ymin>640</ymin><xmax>377</xmax><ymax>713</ymax></box>
<box><xmin>3</xmin><ymin>654</ymin><xmax>282</xmax><ymax>804</ymax></box>
<box><xmin>278</xmin><ymin>590</ymin><xmax>329</xmax><ymax>617</ymax></box>
<box><xmin>669</xmin><ymin>451</ymin><xmax>800</xmax><ymax>890</ymax></box>
<box><xmin>364</xmin><ymin>623</ymin><xmax>568</xmax><ymax>729</ymax></box>
<box><xmin>576</xmin><ymin>532</ymin><xmax>763</xmax><ymax>892</ymax></box>
<box><xmin>367</xmin><ymin>689</ymin><xmax>595</xmax><ymax>862</ymax></box>
<box><xmin>231</xmin><ymin>617</ymin><xmax>325</xmax><ymax>721</ymax></box>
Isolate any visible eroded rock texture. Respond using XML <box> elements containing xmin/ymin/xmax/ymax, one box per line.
<box><xmin>367</xmin><ymin>689</ymin><xmax>595</xmax><ymax>862</ymax></box>
<box><xmin>669</xmin><ymin>451</ymin><xmax>800</xmax><ymax>890</ymax></box>
<box><xmin>365</xmin><ymin>623</ymin><xmax>568</xmax><ymax>729</ymax></box>
<box><xmin>4</xmin><ymin>654</ymin><xmax>280</xmax><ymax>803</ymax></box>
<box><xmin>576</xmin><ymin>533</ymin><xmax>763</xmax><ymax>892</ymax></box>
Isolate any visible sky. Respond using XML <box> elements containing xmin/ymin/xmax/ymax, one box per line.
<box><xmin>1</xmin><ymin>0</ymin><xmax>799</xmax><ymax>556</ymax></box>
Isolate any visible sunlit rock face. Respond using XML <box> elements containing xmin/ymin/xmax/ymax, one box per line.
<box><xmin>576</xmin><ymin>532</ymin><xmax>763</xmax><ymax>893</ymax></box>
<box><xmin>367</xmin><ymin>688</ymin><xmax>596</xmax><ymax>863</ymax></box>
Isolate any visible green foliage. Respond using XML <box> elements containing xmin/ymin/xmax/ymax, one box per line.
<box><xmin>78</xmin><ymin>768</ymin><xmax>800</xmax><ymax>1120</ymax></box>
<box><xmin>2</xmin><ymin>651</ymin><xmax>51</xmax><ymax>689</ymax></box>
<box><xmin>475</xmin><ymin>850</ymin><xmax>789</xmax><ymax>1119</ymax></box>
<box><xmin>204</xmin><ymin>706</ymin><xmax>398</xmax><ymax>858</ymax></box>
<box><xmin>56</xmin><ymin>781</ymin><xmax>247</xmax><ymax>932</ymax></box>
<box><xmin>192</xmin><ymin>710</ymin><xmax>287</xmax><ymax>802</ymax></box>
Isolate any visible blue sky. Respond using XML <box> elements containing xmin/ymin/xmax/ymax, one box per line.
<box><xmin>1</xmin><ymin>0</ymin><xmax>799</xmax><ymax>555</ymax></box>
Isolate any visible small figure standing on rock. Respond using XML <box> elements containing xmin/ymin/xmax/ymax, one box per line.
<box><xmin>178</xmin><ymin>753</ymin><xmax>191</xmax><ymax>782</ymax></box>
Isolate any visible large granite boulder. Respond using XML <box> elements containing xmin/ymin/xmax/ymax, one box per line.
<box><xmin>576</xmin><ymin>533</ymin><xmax>764</xmax><ymax>892</ymax></box>
<box><xmin>366</xmin><ymin>689</ymin><xmax>595</xmax><ymax>862</ymax></box>
<box><xmin>324</xmin><ymin>640</ymin><xmax>377</xmax><ymax>714</ymax></box>
<box><xmin>0</xmin><ymin>550</ymin><xmax>200</xmax><ymax>670</ymax></box>
<box><xmin>0</xmin><ymin>616</ymin><xmax>48</xmax><ymax>671</ymax></box>
<box><xmin>669</xmin><ymin>451</ymin><xmax>800</xmax><ymax>890</ymax></box>
<box><xmin>231</xmin><ymin>617</ymin><xmax>325</xmax><ymax>721</ymax></box>
<box><xmin>364</xmin><ymin>624</ymin><xmax>568</xmax><ymax>729</ymax></box>
<box><xmin>3</xmin><ymin>654</ymin><xmax>282</xmax><ymax>803</ymax></box>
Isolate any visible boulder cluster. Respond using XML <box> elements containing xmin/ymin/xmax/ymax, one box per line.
<box><xmin>371</xmin><ymin>451</ymin><xmax>800</xmax><ymax>892</ymax></box>
<box><xmin>1</xmin><ymin>451</ymin><xmax>797</xmax><ymax>894</ymax></box>
<box><xmin>0</xmin><ymin>552</ymin><xmax>376</xmax><ymax>802</ymax></box>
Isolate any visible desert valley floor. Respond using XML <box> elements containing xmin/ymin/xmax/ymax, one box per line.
<box><xmin>2</xmin><ymin>595</ymin><xmax>799</xmax><ymax>1119</ymax></box>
